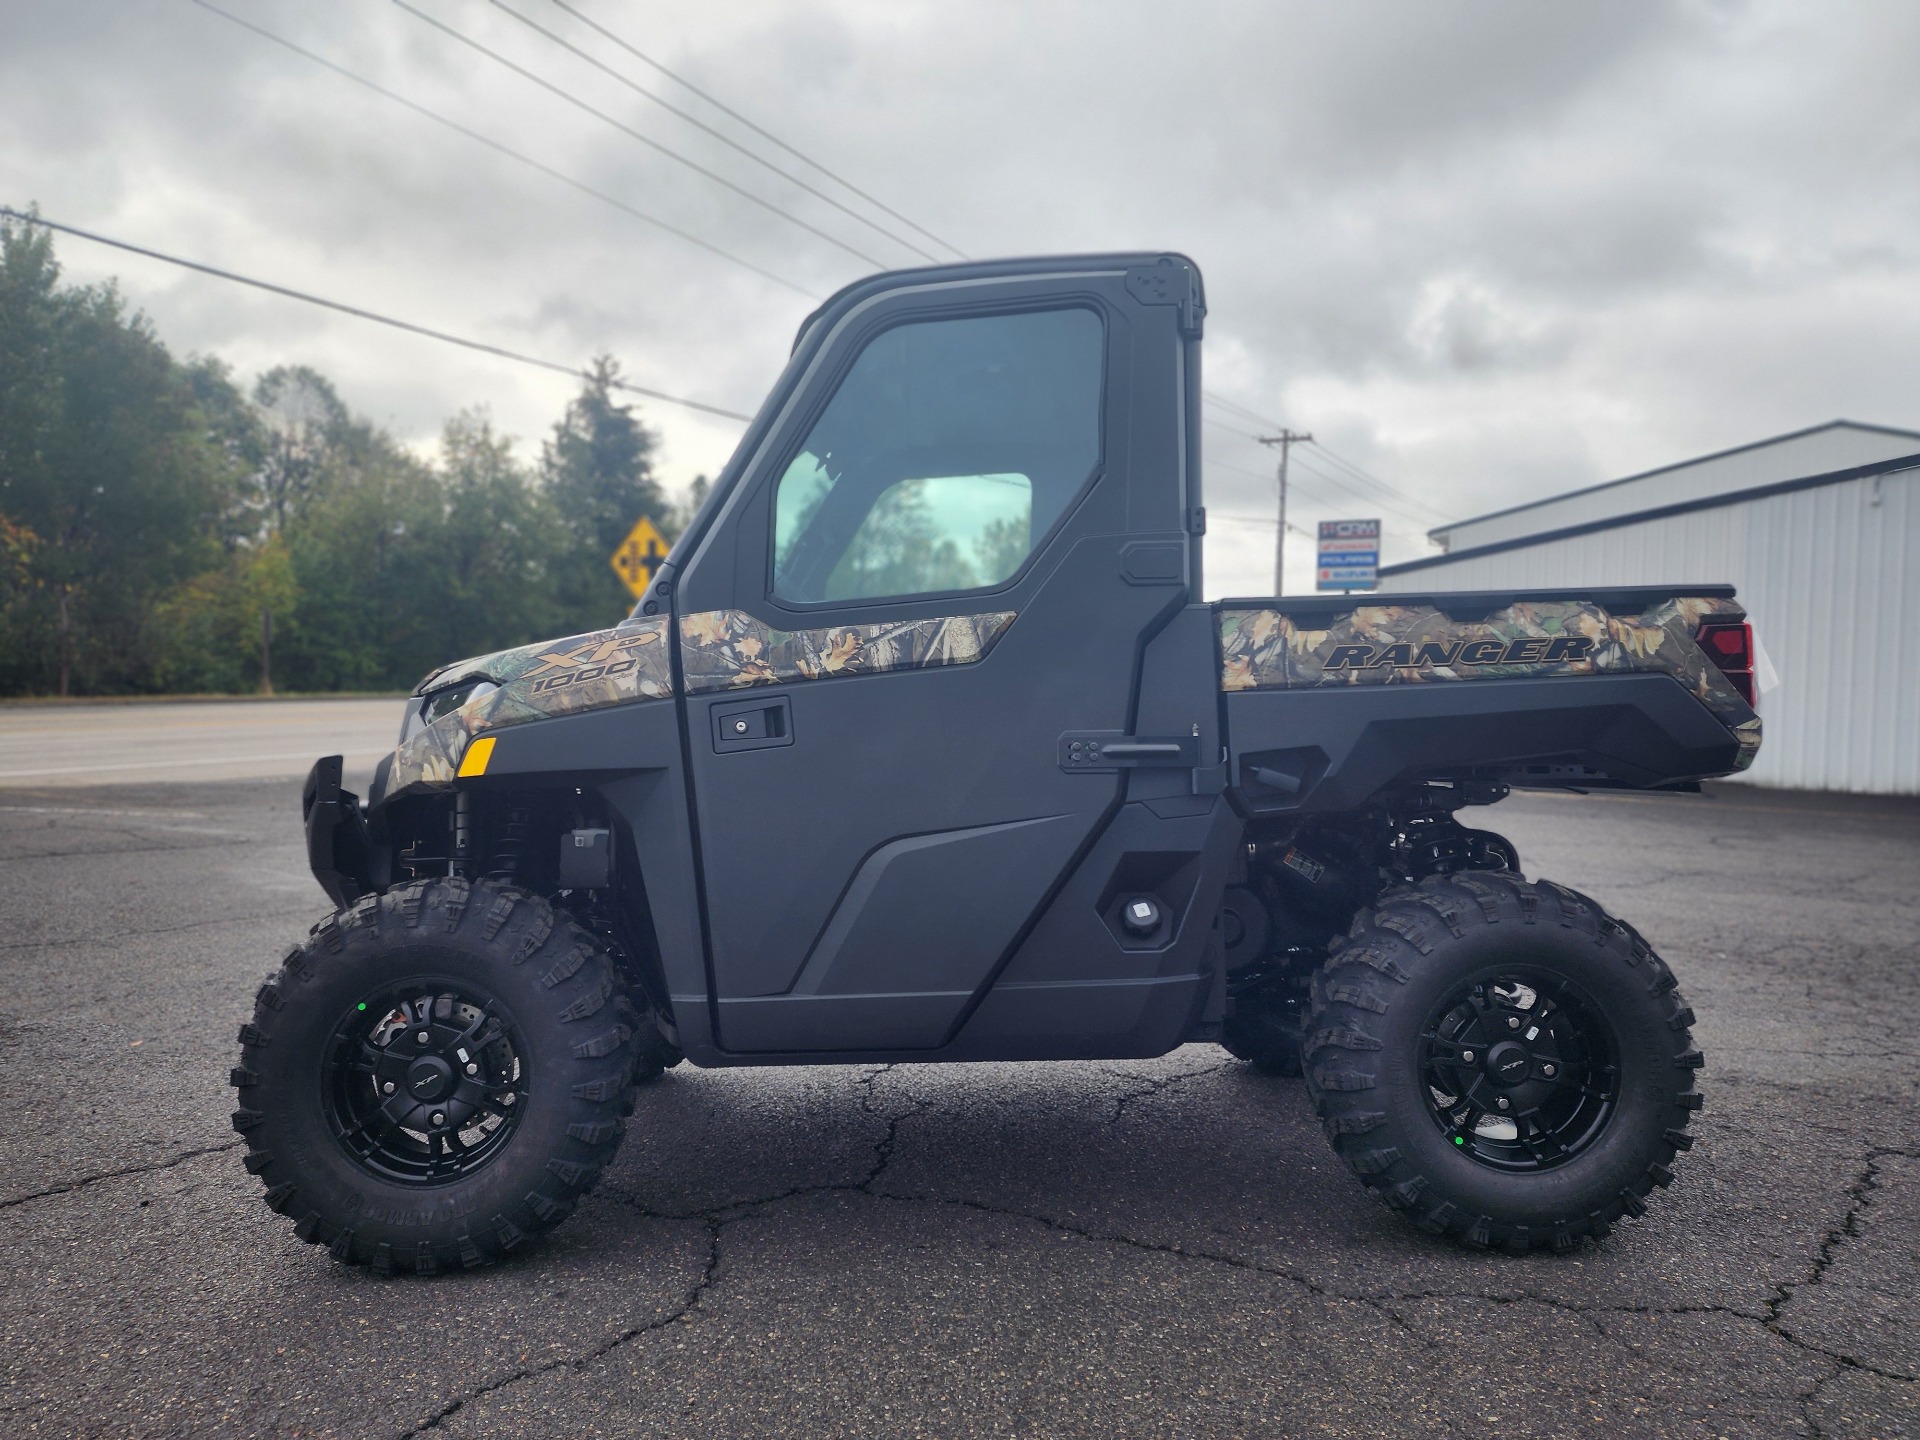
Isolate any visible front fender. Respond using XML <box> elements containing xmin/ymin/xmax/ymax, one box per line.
<box><xmin>382</xmin><ymin>618</ymin><xmax>675</xmax><ymax>802</ymax></box>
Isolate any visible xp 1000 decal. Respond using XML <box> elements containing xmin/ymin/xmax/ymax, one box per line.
<box><xmin>386</xmin><ymin>608</ymin><xmax>1020</xmax><ymax>793</ymax></box>
<box><xmin>388</xmin><ymin>619</ymin><xmax>675</xmax><ymax>792</ymax></box>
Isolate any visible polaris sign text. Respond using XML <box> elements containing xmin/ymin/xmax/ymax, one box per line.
<box><xmin>1316</xmin><ymin>519</ymin><xmax>1379</xmax><ymax>592</ymax></box>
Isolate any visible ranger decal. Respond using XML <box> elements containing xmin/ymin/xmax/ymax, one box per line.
<box><xmin>1219</xmin><ymin>596</ymin><xmax>1760</xmax><ymax>770</ymax></box>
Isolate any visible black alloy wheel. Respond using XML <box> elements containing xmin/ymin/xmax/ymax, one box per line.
<box><xmin>233</xmin><ymin>876</ymin><xmax>651</xmax><ymax>1274</ymax></box>
<box><xmin>322</xmin><ymin>982</ymin><xmax>530</xmax><ymax>1185</ymax></box>
<box><xmin>1305</xmin><ymin>871</ymin><xmax>1704</xmax><ymax>1253</ymax></box>
<box><xmin>1417</xmin><ymin>971</ymin><xmax>1621</xmax><ymax>1172</ymax></box>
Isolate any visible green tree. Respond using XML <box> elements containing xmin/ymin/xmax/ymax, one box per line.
<box><xmin>276</xmin><ymin>441</ymin><xmax>447</xmax><ymax>692</ymax></box>
<box><xmin>438</xmin><ymin>409</ymin><xmax>566</xmax><ymax>662</ymax></box>
<box><xmin>251</xmin><ymin>364</ymin><xmax>352</xmax><ymax>533</ymax></box>
<box><xmin>542</xmin><ymin>355</ymin><xmax>669</xmax><ymax>631</ymax></box>
<box><xmin>0</xmin><ymin>212</ymin><xmax>244</xmax><ymax>694</ymax></box>
<box><xmin>150</xmin><ymin>534</ymin><xmax>297</xmax><ymax>694</ymax></box>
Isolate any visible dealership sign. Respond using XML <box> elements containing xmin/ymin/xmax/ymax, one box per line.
<box><xmin>1316</xmin><ymin>519</ymin><xmax>1380</xmax><ymax>591</ymax></box>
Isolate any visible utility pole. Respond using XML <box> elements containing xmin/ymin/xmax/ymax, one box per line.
<box><xmin>1257</xmin><ymin>430</ymin><xmax>1311</xmax><ymax>594</ymax></box>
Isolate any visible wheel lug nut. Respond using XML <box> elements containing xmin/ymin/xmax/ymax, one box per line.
<box><xmin>1461</xmin><ymin>1051</ymin><xmax>1475</xmax><ymax>1063</ymax></box>
<box><xmin>1507</xmin><ymin>1016</ymin><xmax>1521</xmax><ymax>1030</ymax></box>
<box><xmin>465</xmin><ymin>1062</ymin><xmax>478</xmax><ymax>1076</ymax></box>
<box><xmin>1543</xmin><ymin>1064</ymin><xmax>1556</xmax><ymax>1077</ymax></box>
<box><xmin>431</xmin><ymin>1112</ymin><xmax>446</xmax><ymax>1127</ymax></box>
<box><xmin>382</xmin><ymin>1081</ymin><xmax>396</xmax><ymax>1095</ymax></box>
<box><xmin>417</xmin><ymin>1031</ymin><xmax>431</xmax><ymax>1045</ymax></box>
<box><xmin>1497</xmin><ymin>1097</ymin><xmax>1511</xmax><ymax>1111</ymax></box>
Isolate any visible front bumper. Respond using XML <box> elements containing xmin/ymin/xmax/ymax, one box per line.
<box><xmin>303</xmin><ymin>755</ymin><xmax>374</xmax><ymax>911</ymax></box>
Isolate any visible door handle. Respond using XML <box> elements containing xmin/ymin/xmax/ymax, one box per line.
<box><xmin>712</xmin><ymin>695</ymin><xmax>793</xmax><ymax>753</ymax></box>
<box><xmin>1058</xmin><ymin>731</ymin><xmax>1200</xmax><ymax>771</ymax></box>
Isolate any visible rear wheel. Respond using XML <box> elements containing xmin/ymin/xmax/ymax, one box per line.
<box><xmin>231</xmin><ymin>876</ymin><xmax>643</xmax><ymax>1273</ymax></box>
<box><xmin>1304</xmin><ymin>872</ymin><xmax>1703</xmax><ymax>1252</ymax></box>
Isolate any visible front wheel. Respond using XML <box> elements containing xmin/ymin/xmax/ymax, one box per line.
<box><xmin>230</xmin><ymin>877</ymin><xmax>643</xmax><ymax>1274</ymax></box>
<box><xmin>1305</xmin><ymin>872</ymin><xmax>1703</xmax><ymax>1253</ymax></box>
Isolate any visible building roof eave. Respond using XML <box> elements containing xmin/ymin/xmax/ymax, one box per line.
<box><xmin>1425</xmin><ymin>420</ymin><xmax>1920</xmax><ymax>543</ymax></box>
<box><xmin>1383</xmin><ymin>449</ymin><xmax>1920</xmax><ymax>578</ymax></box>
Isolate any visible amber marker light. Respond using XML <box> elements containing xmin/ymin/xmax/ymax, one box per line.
<box><xmin>456</xmin><ymin>736</ymin><xmax>497</xmax><ymax>778</ymax></box>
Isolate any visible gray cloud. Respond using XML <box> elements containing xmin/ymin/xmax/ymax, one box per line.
<box><xmin>3</xmin><ymin>0</ymin><xmax>1915</xmax><ymax>592</ymax></box>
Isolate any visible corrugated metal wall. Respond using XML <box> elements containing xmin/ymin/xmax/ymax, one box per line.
<box><xmin>1387</xmin><ymin>466</ymin><xmax>1919</xmax><ymax>793</ymax></box>
<box><xmin>1438</xmin><ymin>425</ymin><xmax>1920</xmax><ymax>553</ymax></box>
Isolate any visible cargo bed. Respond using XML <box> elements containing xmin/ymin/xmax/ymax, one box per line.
<box><xmin>1214</xmin><ymin>585</ymin><xmax>1758</xmax><ymax>809</ymax></box>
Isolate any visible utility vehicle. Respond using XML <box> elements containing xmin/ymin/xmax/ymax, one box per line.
<box><xmin>233</xmin><ymin>253</ymin><xmax>1757</xmax><ymax>1273</ymax></box>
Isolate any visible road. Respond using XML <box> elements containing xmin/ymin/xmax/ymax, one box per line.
<box><xmin>0</xmin><ymin>697</ymin><xmax>399</xmax><ymax>788</ymax></box>
<box><xmin>0</xmin><ymin>707</ymin><xmax>1914</xmax><ymax>1437</ymax></box>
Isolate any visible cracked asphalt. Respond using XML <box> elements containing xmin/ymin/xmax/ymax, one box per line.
<box><xmin>0</xmin><ymin>777</ymin><xmax>1915</xmax><ymax>1438</ymax></box>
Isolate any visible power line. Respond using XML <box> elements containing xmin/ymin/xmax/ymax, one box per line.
<box><xmin>188</xmin><ymin>0</ymin><xmax>818</xmax><ymax>300</ymax></box>
<box><xmin>389</xmin><ymin>0</ymin><xmax>888</xmax><ymax>270</ymax></box>
<box><xmin>486</xmin><ymin>0</ymin><xmax>938</xmax><ymax>264</ymax></box>
<box><xmin>1206</xmin><ymin>417</ymin><xmax>1407</xmax><ymax>515</ymax></box>
<box><xmin>1211</xmin><ymin>511</ymin><xmax>1312</xmax><ymax>537</ymax></box>
<box><xmin>545</xmin><ymin>0</ymin><xmax>967</xmax><ymax>261</ymax></box>
<box><xmin>1295</xmin><ymin>451</ymin><xmax>1449</xmax><ymax>527</ymax></box>
<box><xmin>0</xmin><ymin>208</ymin><xmax>753</xmax><ymax>423</ymax></box>
<box><xmin>1203</xmin><ymin>392</ymin><xmax>1449</xmax><ymax>524</ymax></box>
<box><xmin>1202</xmin><ymin>413</ymin><xmax>1266</xmax><ymax>444</ymax></box>
<box><xmin>1209</xmin><ymin>461</ymin><xmax>1427</xmax><ymax>551</ymax></box>
<box><xmin>1207</xmin><ymin>457</ymin><xmax>1281</xmax><ymax>484</ymax></box>
<box><xmin>1203</xmin><ymin>413</ymin><xmax>1445</xmax><ymax>527</ymax></box>
<box><xmin>212</xmin><ymin>0</ymin><xmax>1430</xmax><ymax>520</ymax></box>
<box><xmin>1212</xmin><ymin>453</ymin><xmax>1387</xmax><ymax>508</ymax></box>
<box><xmin>375</xmin><ymin>0</ymin><xmax>1422</xmax><ymax>521</ymax></box>
<box><xmin>10</xmin><ymin>201</ymin><xmax>1435</xmax><ymax>533</ymax></box>
<box><xmin>1302</xmin><ymin>443</ymin><xmax>1448</xmax><ymax>524</ymax></box>
<box><xmin>1206</xmin><ymin>393</ymin><xmax>1285</xmax><ymax>431</ymax></box>
<box><xmin>1209</xmin><ymin>465</ymin><xmax>1426</xmax><ymax>550</ymax></box>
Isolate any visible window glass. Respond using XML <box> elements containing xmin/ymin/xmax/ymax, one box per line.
<box><xmin>820</xmin><ymin>474</ymin><xmax>1032</xmax><ymax>601</ymax></box>
<box><xmin>772</xmin><ymin>307</ymin><xmax>1102</xmax><ymax>604</ymax></box>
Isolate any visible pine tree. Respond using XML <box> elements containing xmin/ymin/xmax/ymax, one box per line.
<box><xmin>542</xmin><ymin>355</ymin><xmax>669</xmax><ymax>632</ymax></box>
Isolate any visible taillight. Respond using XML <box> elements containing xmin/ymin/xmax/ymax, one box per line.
<box><xmin>1696</xmin><ymin>621</ymin><xmax>1755</xmax><ymax>705</ymax></box>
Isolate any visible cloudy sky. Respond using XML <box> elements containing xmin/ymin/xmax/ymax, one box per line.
<box><xmin>5</xmin><ymin>0</ymin><xmax>1917</xmax><ymax>594</ymax></box>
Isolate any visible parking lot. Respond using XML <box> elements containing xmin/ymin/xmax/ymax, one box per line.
<box><xmin>0</xmin><ymin>703</ymin><xmax>1914</xmax><ymax>1438</ymax></box>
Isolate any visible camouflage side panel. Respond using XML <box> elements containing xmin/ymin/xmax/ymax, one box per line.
<box><xmin>1220</xmin><ymin>596</ymin><xmax>1760</xmax><ymax>770</ymax></box>
<box><xmin>679</xmin><ymin>609</ymin><xmax>1017</xmax><ymax>694</ymax></box>
<box><xmin>388</xmin><ymin>618</ymin><xmax>675</xmax><ymax>791</ymax></box>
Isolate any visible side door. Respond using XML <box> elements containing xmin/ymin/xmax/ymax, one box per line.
<box><xmin>672</xmin><ymin>257</ymin><xmax>1203</xmax><ymax>1054</ymax></box>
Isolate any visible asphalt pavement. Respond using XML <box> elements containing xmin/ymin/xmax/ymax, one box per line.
<box><xmin>0</xmin><ymin>711</ymin><xmax>1914</xmax><ymax>1438</ymax></box>
<box><xmin>0</xmin><ymin>697</ymin><xmax>400</xmax><ymax>788</ymax></box>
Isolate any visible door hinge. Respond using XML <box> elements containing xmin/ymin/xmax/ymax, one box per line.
<box><xmin>1123</xmin><ymin>259</ymin><xmax>1206</xmax><ymax>338</ymax></box>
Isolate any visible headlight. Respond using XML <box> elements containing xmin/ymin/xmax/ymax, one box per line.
<box><xmin>400</xmin><ymin>679</ymin><xmax>498</xmax><ymax>744</ymax></box>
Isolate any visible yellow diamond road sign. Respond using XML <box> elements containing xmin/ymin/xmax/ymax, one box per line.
<box><xmin>610</xmin><ymin>516</ymin><xmax>668</xmax><ymax>599</ymax></box>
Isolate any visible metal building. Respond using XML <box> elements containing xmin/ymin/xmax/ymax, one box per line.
<box><xmin>1378</xmin><ymin>421</ymin><xmax>1920</xmax><ymax>794</ymax></box>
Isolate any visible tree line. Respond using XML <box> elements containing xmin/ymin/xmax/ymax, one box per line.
<box><xmin>0</xmin><ymin>213</ymin><xmax>703</xmax><ymax>698</ymax></box>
